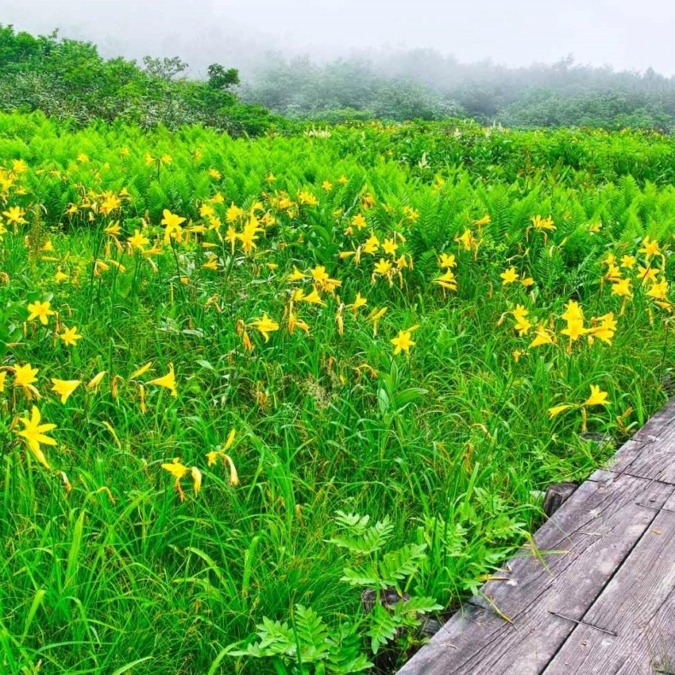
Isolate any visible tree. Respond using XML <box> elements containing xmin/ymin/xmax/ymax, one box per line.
<box><xmin>207</xmin><ymin>64</ymin><xmax>239</xmax><ymax>90</ymax></box>
<box><xmin>142</xmin><ymin>56</ymin><xmax>188</xmax><ymax>81</ymax></box>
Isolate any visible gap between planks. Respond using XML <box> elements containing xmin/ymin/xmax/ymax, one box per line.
<box><xmin>399</xmin><ymin>398</ymin><xmax>675</xmax><ymax>675</ymax></box>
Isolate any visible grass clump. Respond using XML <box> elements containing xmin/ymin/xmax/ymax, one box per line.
<box><xmin>0</xmin><ymin>114</ymin><xmax>672</xmax><ymax>673</ymax></box>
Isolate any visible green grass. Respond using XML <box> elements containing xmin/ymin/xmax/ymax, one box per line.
<box><xmin>0</xmin><ymin>114</ymin><xmax>673</xmax><ymax>673</ymax></box>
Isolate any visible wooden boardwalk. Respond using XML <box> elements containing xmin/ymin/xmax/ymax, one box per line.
<box><xmin>400</xmin><ymin>399</ymin><xmax>675</xmax><ymax>675</ymax></box>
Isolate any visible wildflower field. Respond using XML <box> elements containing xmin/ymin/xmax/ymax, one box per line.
<box><xmin>1</xmin><ymin>112</ymin><xmax>674</xmax><ymax>674</ymax></box>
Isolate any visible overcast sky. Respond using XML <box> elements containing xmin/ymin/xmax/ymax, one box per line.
<box><xmin>2</xmin><ymin>0</ymin><xmax>674</xmax><ymax>75</ymax></box>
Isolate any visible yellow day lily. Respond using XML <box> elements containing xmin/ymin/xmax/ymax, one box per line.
<box><xmin>191</xmin><ymin>467</ymin><xmax>202</xmax><ymax>495</ymax></box>
<box><xmin>363</xmin><ymin>235</ymin><xmax>380</xmax><ymax>256</ymax></box>
<box><xmin>346</xmin><ymin>292</ymin><xmax>367</xmax><ymax>315</ymax></box>
<box><xmin>351</xmin><ymin>214</ymin><xmax>367</xmax><ymax>230</ymax></box>
<box><xmin>439</xmin><ymin>253</ymin><xmax>457</xmax><ymax>269</ymax></box>
<box><xmin>129</xmin><ymin>361</ymin><xmax>153</xmax><ymax>380</ymax></box>
<box><xmin>612</xmin><ymin>278</ymin><xmax>632</xmax><ymax>298</ymax></box>
<box><xmin>374</xmin><ymin>259</ymin><xmax>392</xmax><ymax>276</ymax></box>
<box><xmin>529</xmin><ymin>325</ymin><xmax>555</xmax><ymax>348</ymax></box>
<box><xmin>637</xmin><ymin>265</ymin><xmax>659</xmax><ymax>286</ymax></box>
<box><xmin>310</xmin><ymin>265</ymin><xmax>330</xmax><ymax>285</ymax></box>
<box><xmin>500</xmin><ymin>267</ymin><xmax>519</xmax><ymax>285</ymax></box>
<box><xmin>226</xmin><ymin>203</ymin><xmax>244</xmax><ymax>223</ymax></box>
<box><xmin>128</xmin><ymin>230</ymin><xmax>149</xmax><ymax>251</ymax></box>
<box><xmin>161</xmin><ymin>209</ymin><xmax>186</xmax><ymax>241</ymax></box>
<box><xmin>583</xmin><ymin>385</ymin><xmax>609</xmax><ymax>408</ymax></box>
<box><xmin>391</xmin><ymin>330</ymin><xmax>415</xmax><ymax>355</ymax></box>
<box><xmin>59</xmin><ymin>326</ymin><xmax>82</xmax><ymax>346</ymax></box>
<box><xmin>530</xmin><ymin>215</ymin><xmax>555</xmax><ymax>232</ymax></box>
<box><xmin>13</xmin><ymin>363</ymin><xmax>40</xmax><ymax>399</ymax></box>
<box><xmin>288</xmin><ymin>266</ymin><xmax>308</xmax><ymax>282</ymax></box>
<box><xmin>27</xmin><ymin>300</ymin><xmax>55</xmax><ymax>326</ymax></box>
<box><xmin>639</xmin><ymin>236</ymin><xmax>660</xmax><ymax>258</ymax></box>
<box><xmin>472</xmin><ymin>214</ymin><xmax>491</xmax><ymax>227</ymax></box>
<box><xmin>455</xmin><ymin>228</ymin><xmax>476</xmax><ymax>252</ymax></box>
<box><xmin>549</xmin><ymin>385</ymin><xmax>609</xmax><ymax>432</ymax></box>
<box><xmin>87</xmin><ymin>371</ymin><xmax>107</xmax><ymax>391</ymax></box>
<box><xmin>588</xmin><ymin>313</ymin><xmax>617</xmax><ymax>345</ymax></box>
<box><xmin>548</xmin><ymin>404</ymin><xmax>574</xmax><ymax>419</ymax></box>
<box><xmin>161</xmin><ymin>458</ymin><xmax>200</xmax><ymax>501</ymax></box>
<box><xmin>161</xmin><ymin>459</ymin><xmax>189</xmax><ymax>480</ymax></box>
<box><xmin>646</xmin><ymin>280</ymin><xmax>669</xmax><ymax>302</ymax></box>
<box><xmin>368</xmin><ymin>306</ymin><xmax>387</xmax><ymax>336</ymax></box>
<box><xmin>3</xmin><ymin>206</ymin><xmax>27</xmax><ymax>225</ymax></box>
<box><xmin>300</xmin><ymin>287</ymin><xmax>325</xmax><ymax>306</ymax></box>
<box><xmin>206</xmin><ymin>432</ymin><xmax>239</xmax><ymax>486</ymax></box>
<box><xmin>237</xmin><ymin>217</ymin><xmax>261</xmax><ymax>255</ymax></box>
<box><xmin>104</xmin><ymin>222</ymin><xmax>122</xmax><ymax>237</ymax></box>
<box><xmin>222</xmin><ymin>428</ymin><xmax>236</xmax><ymax>452</ymax></box>
<box><xmin>16</xmin><ymin>406</ymin><xmax>56</xmax><ymax>469</ymax></box>
<box><xmin>51</xmin><ymin>379</ymin><xmax>81</xmax><ymax>404</ymax></box>
<box><xmin>200</xmin><ymin>203</ymin><xmax>215</xmax><ymax>220</ymax></box>
<box><xmin>605</xmin><ymin>262</ymin><xmax>622</xmax><ymax>282</ymax></box>
<box><xmin>382</xmin><ymin>238</ymin><xmax>398</xmax><ymax>256</ymax></box>
<box><xmin>512</xmin><ymin>304</ymin><xmax>528</xmax><ymax>323</ymax></box>
<box><xmin>433</xmin><ymin>269</ymin><xmax>457</xmax><ymax>291</ymax></box>
<box><xmin>287</xmin><ymin>310</ymin><xmax>310</xmax><ymax>335</ymax></box>
<box><xmin>562</xmin><ymin>300</ymin><xmax>584</xmax><ymax>323</ymax></box>
<box><xmin>54</xmin><ymin>267</ymin><xmax>69</xmax><ymax>284</ymax></box>
<box><xmin>511</xmin><ymin>305</ymin><xmax>532</xmax><ymax>336</ymax></box>
<box><xmin>14</xmin><ymin>363</ymin><xmax>38</xmax><ymax>389</ymax></box>
<box><xmin>204</xmin><ymin>451</ymin><xmax>219</xmax><ymax>466</ymax></box>
<box><xmin>250</xmin><ymin>314</ymin><xmax>279</xmax><ymax>342</ymax></box>
<box><xmin>147</xmin><ymin>364</ymin><xmax>177</xmax><ymax>397</ymax></box>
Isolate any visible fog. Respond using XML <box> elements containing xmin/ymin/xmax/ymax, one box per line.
<box><xmin>1</xmin><ymin>0</ymin><xmax>675</xmax><ymax>76</ymax></box>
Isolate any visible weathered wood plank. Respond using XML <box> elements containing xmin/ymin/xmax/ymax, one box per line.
<box><xmin>543</xmin><ymin>508</ymin><xmax>675</xmax><ymax>675</ymax></box>
<box><xmin>615</xmin><ymin>589</ymin><xmax>675</xmax><ymax>675</ymax></box>
<box><xmin>609</xmin><ymin>399</ymin><xmax>675</xmax><ymax>484</ymax></box>
<box><xmin>398</xmin><ymin>475</ymin><xmax>673</xmax><ymax>675</ymax></box>
<box><xmin>542</xmin><ymin>482</ymin><xmax>578</xmax><ymax>517</ymax></box>
<box><xmin>662</xmin><ymin>492</ymin><xmax>675</xmax><ymax>512</ymax></box>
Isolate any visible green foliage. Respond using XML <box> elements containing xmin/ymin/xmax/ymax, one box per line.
<box><xmin>142</xmin><ymin>55</ymin><xmax>188</xmax><ymax>81</ymax></box>
<box><xmin>242</xmin><ymin>53</ymin><xmax>675</xmax><ymax>131</ymax></box>
<box><xmin>0</xmin><ymin>112</ymin><xmax>673</xmax><ymax>674</ymax></box>
<box><xmin>229</xmin><ymin>512</ymin><xmax>442</xmax><ymax>671</ymax></box>
<box><xmin>229</xmin><ymin>608</ymin><xmax>373</xmax><ymax>674</ymax></box>
<box><xmin>207</xmin><ymin>63</ymin><xmax>240</xmax><ymax>90</ymax></box>
<box><xmin>0</xmin><ymin>24</ymin><xmax>272</xmax><ymax>135</ymax></box>
<box><xmin>243</xmin><ymin>57</ymin><xmax>460</xmax><ymax>122</ymax></box>
<box><xmin>330</xmin><ymin>512</ymin><xmax>395</xmax><ymax>555</ymax></box>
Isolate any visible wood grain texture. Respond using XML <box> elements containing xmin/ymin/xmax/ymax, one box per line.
<box><xmin>543</xmin><ymin>509</ymin><xmax>675</xmax><ymax>674</ymax></box>
<box><xmin>610</xmin><ymin>398</ymin><xmax>675</xmax><ymax>484</ymax></box>
<box><xmin>398</xmin><ymin>475</ymin><xmax>673</xmax><ymax>675</ymax></box>
<box><xmin>399</xmin><ymin>401</ymin><xmax>675</xmax><ymax>675</ymax></box>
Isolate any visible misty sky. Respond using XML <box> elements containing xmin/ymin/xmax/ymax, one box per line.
<box><xmin>1</xmin><ymin>0</ymin><xmax>675</xmax><ymax>75</ymax></box>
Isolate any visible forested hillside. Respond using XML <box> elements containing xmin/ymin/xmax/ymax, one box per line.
<box><xmin>242</xmin><ymin>52</ymin><xmax>675</xmax><ymax>130</ymax></box>
<box><xmin>0</xmin><ymin>25</ymin><xmax>272</xmax><ymax>135</ymax></box>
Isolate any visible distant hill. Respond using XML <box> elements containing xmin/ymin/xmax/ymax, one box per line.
<box><xmin>0</xmin><ymin>25</ymin><xmax>273</xmax><ymax>135</ymax></box>
<box><xmin>240</xmin><ymin>51</ymin><xmax>675</xmax><ymax>130</ymax></box>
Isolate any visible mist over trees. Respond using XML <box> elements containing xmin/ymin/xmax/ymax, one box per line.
<box><xmin>241</xmin><ymin>50</ymin><xmax>675</xmax><ymax>130</ymax></box>
<box><xmin>2</xmin><ymin>22</ymin><xmax>675</xmax><ymax>132</ymax></box>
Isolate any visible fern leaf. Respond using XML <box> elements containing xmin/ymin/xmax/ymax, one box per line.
<box><xmin>366</xmin><ymin>605</ymin><xmax>399</xmax><ymax>654</ymax></box>
<box><xmin>378</xmin><ymin>544</ymin><xmax>427</xmax><ymax>587</ymax></box>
